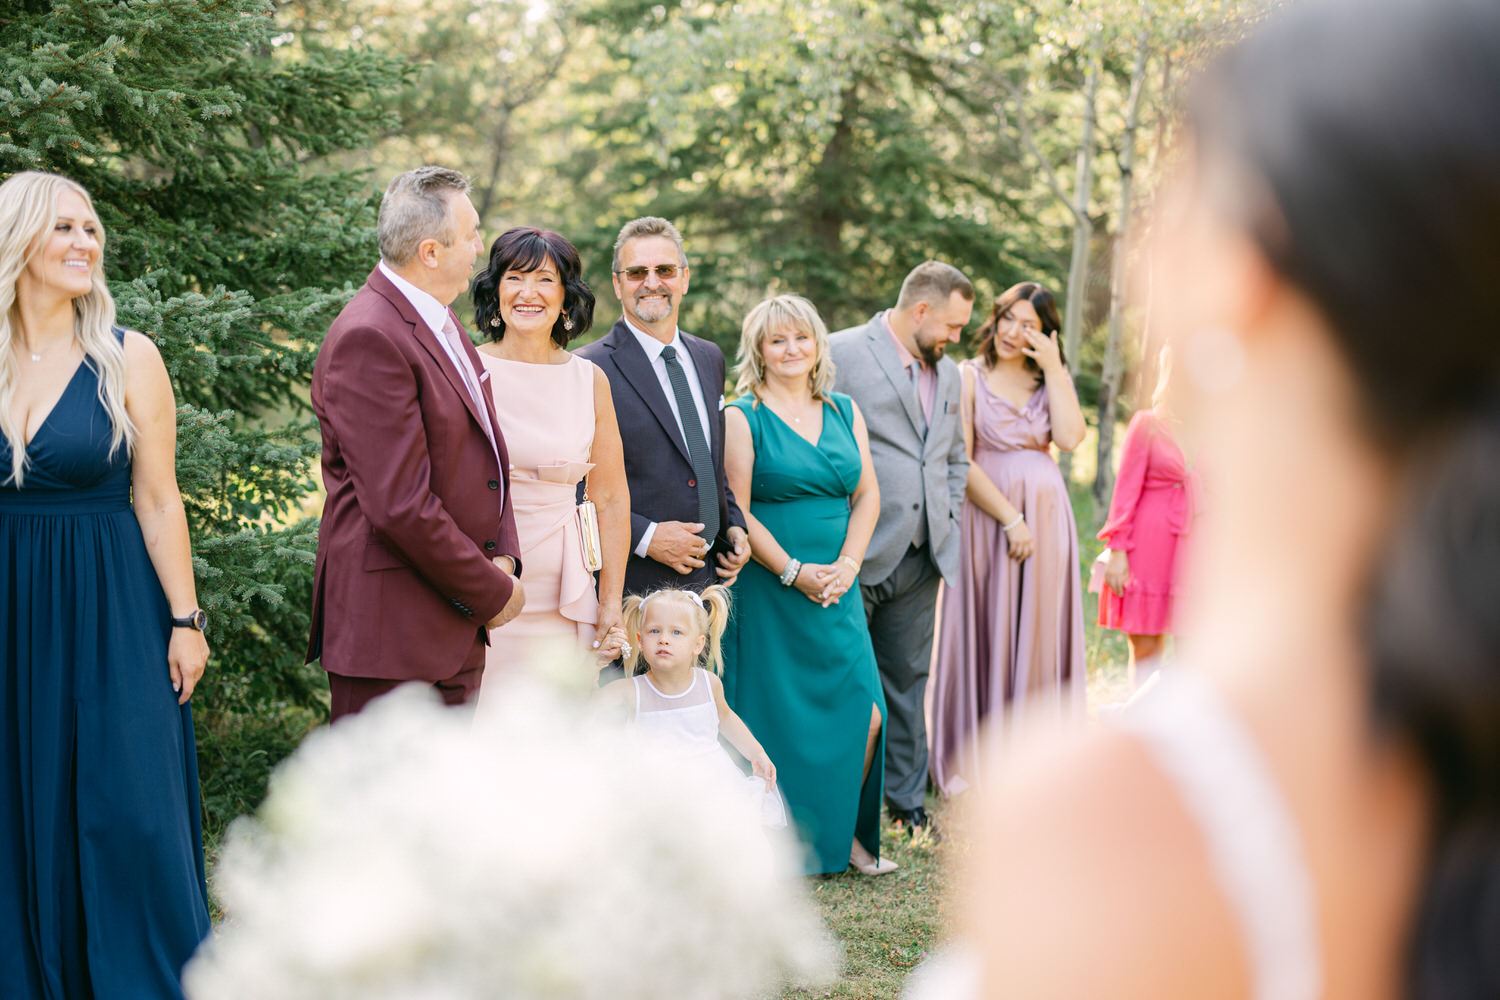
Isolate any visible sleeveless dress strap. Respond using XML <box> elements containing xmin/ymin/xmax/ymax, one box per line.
<box><xmin>1117</xmin><ymin>671</ymin><xmax>1321</xmax><ymax>1000</ymax></box>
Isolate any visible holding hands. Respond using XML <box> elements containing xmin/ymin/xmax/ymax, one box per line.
<box><xmin>593</xmin><ymin>602</ymin><xmax>631</xmax><ymax>663</ymax></box>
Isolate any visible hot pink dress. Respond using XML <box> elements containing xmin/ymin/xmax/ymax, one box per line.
<box><xmin>476</xmin><ymin>353</ymin><xmax>599</xmax><ymax>688</ymax></box>
<box><xmin>928</xmin><ymin>367</ymin><xmax>1086</xmax><ymax>796</ymax></box>
<box><xmin>1096</xmin><ymin>409</ymin><xmax>1198</xmax><ymax>635</ymax></box>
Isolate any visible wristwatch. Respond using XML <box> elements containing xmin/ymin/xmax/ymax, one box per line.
<box><xmin>171</xmin><ymin>609</ymin><xmax>208</xmax><ymax>632</ymax></box>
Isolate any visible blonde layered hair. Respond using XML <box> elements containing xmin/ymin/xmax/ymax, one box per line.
<box><xmin>621</xmin><ymin>584</ymin><xmax>732</xmax><ymax>677</ymax></box>
<box><xmin>733</xmin><ymin>294</ymin><xmax>835</xmax><ymax>402</ymax></box>
<box><xmin>0</xmin><ymin>172</ymin><xmax>134</xmax><ymax>485</ymax></box>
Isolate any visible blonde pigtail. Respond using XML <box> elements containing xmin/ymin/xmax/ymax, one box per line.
<box><xmin>621</xmin><ymin>593</ymin><xmax>647</xmax><ymax>676</ymax></box>
<box><xmin>698</xmin><ymin>584</ymin><xmax>732</xmax><ymax>676</ymax></box>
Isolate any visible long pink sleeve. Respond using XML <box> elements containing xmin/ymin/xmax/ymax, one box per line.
<box><xmin>1097</xmin><ymin>409</ymin><xmax>1155</xmax><ymax>551</ymax></box>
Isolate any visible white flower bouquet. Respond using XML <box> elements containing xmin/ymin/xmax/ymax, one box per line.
<box><xmin>185</xmin><ymin>661</ymin><xmax>835</xmax><ymax>1000</ymax></box>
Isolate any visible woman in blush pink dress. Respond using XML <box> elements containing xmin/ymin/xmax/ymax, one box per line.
<box><xmin>927</xmin><ymin>281</ymin><xmax>1087</xmax><ymax>797</ymax></box>
<box><xmin>469</xmin><ymin>228</ymin><xmax>631</xmax><ymax>693</ymax></box>
<box><xmin>1097</xmin><ymin>350</ymin><xmax>1199</xmax><ymax>688</ymax></box>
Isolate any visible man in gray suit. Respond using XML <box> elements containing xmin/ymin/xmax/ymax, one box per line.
<box><xmin>829</xmin><ymin>261</ymin><xmax>973</xmax><ymax>836</ymax></box>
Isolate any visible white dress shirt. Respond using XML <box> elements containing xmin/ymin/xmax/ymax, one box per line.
<box><xmin>378</xmin><ymin>261</ymin><xmax>477</xmax><ymax>387</ymax></box>
<box><xmin>625</xmin><ymin>320</ymin><xmax>715</xmax><ymax>557</ymax></box>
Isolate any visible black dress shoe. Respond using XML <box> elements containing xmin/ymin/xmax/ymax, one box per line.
<box><xmin>889</xmin><ymin>805</ymin><xmax>931</xmax><ymax>835</ymax></box>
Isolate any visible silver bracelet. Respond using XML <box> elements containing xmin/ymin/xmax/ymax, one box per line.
<box><xmin>779</xmin><ymin>558</ymin><xmax>802</xmax><ymax>587</ymax></box>
<box><xmin>1001</xmin><ymin>513</ymin><xmax>1024</xmax><ymax>533</ymax></box>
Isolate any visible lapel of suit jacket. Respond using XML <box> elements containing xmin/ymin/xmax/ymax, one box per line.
<box><xmin>925</xmin><ymin>358</ymin><xmax>959</xmax><ymax>456</ymax></box>
<box><xmin>368</xmin><ymin>268</ymin><xmax>492</xmax><ymax>441</ymax></box>
<box><xmin>682</xmin><ymin>333</ymin><xmax>724</xmax><ymax>458</ymax></box>
<box><xmin>864</xmin><ymin>318</ymin><xmax>926</xmax><ymax>438</ymax></box>
<box><xmin>606</xmin><ymin>321</ymin><xmax>691</xmax><ymax>462</ymax></box>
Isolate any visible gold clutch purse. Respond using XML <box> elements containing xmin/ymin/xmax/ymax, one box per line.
<box><xmin>576</xmin><ymin>491</ymin><xmax>603</xmax><ymax>573</ymax></box>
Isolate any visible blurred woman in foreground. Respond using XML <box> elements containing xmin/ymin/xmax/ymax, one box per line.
<box><xmin>936</xmin><ymin>0</ymin><xmax>1500</xmax><ymax>997</ymax></box>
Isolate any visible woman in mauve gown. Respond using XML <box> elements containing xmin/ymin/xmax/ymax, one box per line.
<box><xmin>927</xmin><ymin>281</ymin><xmax>1086</xmax><ymax>796</ymax></box>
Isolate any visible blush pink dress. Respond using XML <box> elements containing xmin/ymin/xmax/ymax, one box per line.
<box><xmin>477</xmin><ymin>353</ymin><xmax>599</xmax><ymax>689</ymax></box>
<box><xmin>1096</xmin><ymin>409</ymin><xmax>1199</xmax><ymax>635</ymax></box>
<box><xmin>928</xmin><ymin>366</ymin><xmax>1086</xmax><ymax>796</ymax></box>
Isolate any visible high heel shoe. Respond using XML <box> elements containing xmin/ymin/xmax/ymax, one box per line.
<box><xmin>849</xmin><ymin>853</ymin><xmax>899</xmax><ymax>876</ymax></box>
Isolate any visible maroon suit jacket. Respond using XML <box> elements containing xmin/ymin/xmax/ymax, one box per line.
<box><xmin>306</xmin><ymin>266</ymin><xmax>522</xmax><ymax>681</ymax></box>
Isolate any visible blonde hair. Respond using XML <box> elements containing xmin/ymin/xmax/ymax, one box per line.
<box><xmin>733</xmin><ymin>294</ymin><xmax>835</xmax><ymax>402</ymax></box>
<box><xmin>0</xmin><ymin>171</ymin><xmax>134</xmax><ymax>485</ymax></box>
<box><xmin>621</xmin><ymin>584</ymin><xmax>732</xmax><ymax>677</ymax></box>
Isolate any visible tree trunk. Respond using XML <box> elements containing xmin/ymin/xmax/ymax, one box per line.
<box><xmin>806</xmin><ymin>80</ymin><xmax>859</xmax><ymax>316</ymax></box>
<box><xmin>1059</xmin><ymin>37</ymin><xmax>1100</xmax><ymax>484</ymax></box>
<box><xmin>1061</xmin><ymin>42</ymin><xmax>1100</xmax><ymax>378</ymax></box>
<box><xmin>1093</xmin><ymin>28</ymin><xmax>1151</xmax><ymax>517</ymax></box>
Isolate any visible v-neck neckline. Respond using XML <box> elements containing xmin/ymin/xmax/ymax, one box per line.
<box><xmin>760</xmin><ymin>398</ymin><xmax>829</xmax><ymax>450</ymax></box>
<box><xmin>976</xmin><ymin>368</ymin><xmax>1043</xmax><ymax>412</ymax></box>
<box><xmin>20</xmin><ymin>357</ymin><xmax>89</xmax><ymax>451</ymax></box>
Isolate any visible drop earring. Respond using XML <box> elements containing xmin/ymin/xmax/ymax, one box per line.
<box><xmin>490</xmin><ymin>314</ymin><xmax>502</xmax><ymax>328</ymax></box>
<box><xmin>563</xmin><ymin>316</ymin><xmax>574</xmax><ymax>331</ymax></box>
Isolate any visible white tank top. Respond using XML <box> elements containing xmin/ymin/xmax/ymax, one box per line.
<box><xmin>632</xmin><ymin>669</ymin><xmax>722</xmax><ymax>760</ymax></box>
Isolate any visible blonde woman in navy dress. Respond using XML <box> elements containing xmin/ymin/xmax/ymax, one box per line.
<box><xmin>0</xmin><ymin>172</ymin><xmax>211</xmax><ymax>998</ymax></box>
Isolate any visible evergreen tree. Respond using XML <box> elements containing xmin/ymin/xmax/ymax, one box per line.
<box><xmin>0</xmin><ymin>0</ymin><xmax>408</xmax><ymax>714</ymax></box>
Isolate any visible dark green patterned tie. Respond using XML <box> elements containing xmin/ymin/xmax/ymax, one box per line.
<box><xmin>660</xmin><ymin>344</ymin><xmax>719</xmax><ymax>544</ymax></box>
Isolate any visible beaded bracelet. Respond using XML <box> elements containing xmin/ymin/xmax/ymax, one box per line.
<box><xmin>837</xmin><ymin>554</ymin><xmax>860</xmax><ymax>572</ymax></box>
<box><xmin>779</xmin><ymin>558</ymin><xmax>802</xmax><ymax>587</ymax></box>
<box><xmin>1001</xmin><ymin>514</ymin><xmax>1024</xmax><ymax>533</ymax></box>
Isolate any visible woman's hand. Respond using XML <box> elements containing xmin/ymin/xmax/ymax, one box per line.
<box><xmin>167</xmin><ymin>628</ymin><xmax>209</xmax><ymax>704</ymax></box>
<box><xmin>1021</xmin><ymin>328</ymin><xmax>1066</xmax><ymax>377</ymax></box>
<box><xmin>794</xmin><ymin>563</ymin><xmax>847</xmax><ymax>607</ymax></box>
<box><xmin>1104</xmin><ymin>548</ymin><xmax>1131</xmax><ymax>594</ymax></box>
<box><xmin>750</xmin><ymin>750</ymin><xmax>777</xmax><ymax>791</ymax></box>
<box><xmin>817</xmin><ymin>560</ymin><xmax>858</xmax><ymax>605</ymax></box>
<box><xmin>1005</xmin><ymin>519</ymin><xmax>1035</xmax><ymax>561</ymax></box>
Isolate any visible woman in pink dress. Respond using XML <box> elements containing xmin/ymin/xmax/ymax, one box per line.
<box><xmin>1096</xmin><ymin>350</ymin><xmax>1198</xmax><ymax>687</ymax></box>
<box><xmin>928</xmin><ymin>281</ymin><xmax>1087</xmax><ymax>796</ymax></box>
<box><xmin>468</xmin><ymin>228</ymin><xmax>631</xmax><ymax>690</ymax></box>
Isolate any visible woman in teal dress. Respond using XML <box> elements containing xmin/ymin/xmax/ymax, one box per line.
<box><xmin>723</xmin><ymin>294</ymin><xmax>893</xmax><ymax>876</ymax></box>
<box><xmin>1</xmin><ymin>172</ymin><xmax>211</xmax><ymax>997</ymax></box>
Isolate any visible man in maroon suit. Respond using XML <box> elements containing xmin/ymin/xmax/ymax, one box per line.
<box><xmin>307</xmin><ymin>166</ymin><xmax>525</xmax><ymax>720</ymax></box>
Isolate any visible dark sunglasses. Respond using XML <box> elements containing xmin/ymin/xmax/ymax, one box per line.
<box><xmin>613</xmin><ymin>264</ymin><xmax>681</xmax><ymax>281</ymax></box>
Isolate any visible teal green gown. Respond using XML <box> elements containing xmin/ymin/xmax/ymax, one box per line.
<box><xmin>723</xmin><ymin>393</ymin><xmax>886</xmax><ymax>875</ymax></box>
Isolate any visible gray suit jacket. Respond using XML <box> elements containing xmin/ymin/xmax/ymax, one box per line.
<box><xmin>830</xmin><ymin>314</ymin><xmax>968</xmax><ymax>587</ymax></box>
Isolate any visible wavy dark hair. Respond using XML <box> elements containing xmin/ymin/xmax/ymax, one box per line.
<box><xmin>971</xmin><ymin>281</ymin><xmax>1064</xmax><ymax>382</ymax></box>
<box><xmin>471</xmin><ymin>227</ymin><xmax>595</xmax><ymax>347</ymax></box>
<box><xmin>1192</xmin><ymin>0</ymin><xmax>1500</xmax><ymax>995</ymax></box>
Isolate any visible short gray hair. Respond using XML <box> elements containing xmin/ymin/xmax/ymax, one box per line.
<box><xmin>612</xmin><ymin>216</ymin><xmax>687</xmax><ymax>271</ymax></box>
<box><xmin>378</xmin><ymin>166</ymin><xmax>471</xmax><ymax>267</ymax></box>
<box><xmin>895</xmin><ymin>260</ymin><xmax>974</xmax><ymax>310</ymax></box>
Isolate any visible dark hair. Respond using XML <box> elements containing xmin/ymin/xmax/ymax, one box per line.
<box><xmin>471</xmin><ymin>227</ymin><xmax>595</xmax><ymax>348</ymax></box>
<box><xmin>1193</xmin><ymin>0</ymin><xmax>1500</xmax><ymax>995</ymax></box>
<box><xmin>971</xmin><ymin>281</ymin><xmax>1065</xmax><ymax>382</ymax></box>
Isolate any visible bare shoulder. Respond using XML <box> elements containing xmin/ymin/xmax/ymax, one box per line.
<box><xmin>120</xmin><ymin>327</ymin><xmax>161</xmax><ymax>365</ymax></box>
<box><xmin>962</xmin><ymin>721</ymin><xmax>1250</xmax><ymax>1000</ymax></box>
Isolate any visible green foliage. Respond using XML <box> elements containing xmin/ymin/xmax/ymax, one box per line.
<box><xmin>0</xmin><ymin>0</ymin><xmax>411</xmax><ymax>715</ymax></box>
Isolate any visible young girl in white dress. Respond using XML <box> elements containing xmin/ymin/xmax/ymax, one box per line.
<box><xmin>599</xmin><ymin>585</ymin><xmax>785</xmax><ymax>827</ymax></box>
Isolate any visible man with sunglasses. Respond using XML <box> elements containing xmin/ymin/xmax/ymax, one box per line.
<box><xmin>576</xmin><ymin>217</ymin><xmax>749</xmax><ymax>598</ymax></box>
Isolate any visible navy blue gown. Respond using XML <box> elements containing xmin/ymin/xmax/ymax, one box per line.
<box><xmin>1</xmin><ymin>339</ymin><xmax>210</xmax><ymax>998</ymax></box>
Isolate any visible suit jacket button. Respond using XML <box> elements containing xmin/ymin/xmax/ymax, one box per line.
<box><xmin>688</xmin><ymin>478</ymin><xmax>696</xmax><ymax>487</ymax></box>
<box><xmin>484</xmin><ymin>540</ymin><xmax>497</xmax><ymax>551</ymax></box>
<box><xmin>912</xmin><ymin>503</ymin><xmax>920</xmax><ymax>510</ymax></box>
<box><xmin>488</xmin><ymin>479</ymin><xmax>500</xmax><ymax>490</ymax></box>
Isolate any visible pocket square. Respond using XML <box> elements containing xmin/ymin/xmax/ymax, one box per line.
<box><xmin>479</xmin><ymin>370</ymin><xmax>491</xmax><ymax>384</ymax></box>
<box><xmin>718</xmin><ymin>394</ymin><xmax>726</xmax><ymax>411</ymax></box>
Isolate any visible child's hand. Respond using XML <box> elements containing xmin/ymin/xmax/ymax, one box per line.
<box><xmin>752</xmin><ymin>752</ymin><xmax>777</xmax><ymax>791</ymax></box>
<box><xmin>594</xmin><ymin>625</ymin><xmax>631</xmax><ymax>663</ymax></box>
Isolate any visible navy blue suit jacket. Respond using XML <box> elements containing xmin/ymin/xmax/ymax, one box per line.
<box><xmin>575</xmin><ymin>320</ymin><xmax>745</xmax><ymax>595</ymax></box>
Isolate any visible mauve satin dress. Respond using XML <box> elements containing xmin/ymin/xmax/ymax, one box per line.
<box><xmin>927</xmin><ymin>368</ymin><xmax>1086</xmax><ymax>796</ymax></box>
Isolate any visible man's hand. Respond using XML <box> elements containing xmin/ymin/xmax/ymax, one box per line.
<box><xmin>647</xmin><ymin>520</ymin><xmax>708</xmax><ymax>575</ymax></box>
<box><xmin>485</xmin><ymin>572</ymin><xmax>526</xmax><ymax>630</ymax></box>
<box><xmin>715</xmin><ymin>526</ymin><xmax>750</xmax><ymax>585</ymax></box>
